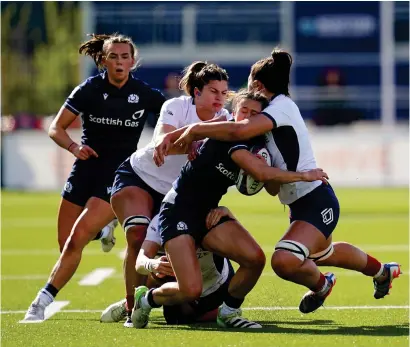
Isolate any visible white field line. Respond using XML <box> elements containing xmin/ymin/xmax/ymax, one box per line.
<box><xmin>5</xmin><ymin>305</ymin><xmax>409</xmax><ymax>316</ymax></box>
<box><xmin>1</xmin><ymin>244</ymin><xmax>407</xmax><ymax>258</ymax></box>
<box><xmin>1</xmin><ymin>270</ymin><xmax>409</xmax><ymax>281</ymax></box>
<box><xmin>78</xmin><ymin>268</ymin><xmax>115</xmax><ymax>286</ymax></box>
<box><xmin>18</xmin><ymin>301</ymin><xmax>70</xmax><ymax>323</ymax></box>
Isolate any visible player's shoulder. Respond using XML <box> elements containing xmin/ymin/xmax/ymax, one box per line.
<box><xmin>129</xmin><ymin>75</ymin><xmax>164</xmax><ymax>97</ymax></box>
<box><xmin>264</xmin><ymin>94</ymin><xmax>294</xmax><ymax>111</ymax></box>
<box><xmin>165</xmin><ymin>95</ymin><xmax>191</xmax><ymax>106</ymax></box>
<box><xmin>162</xmin><ymin>95</ymin><xmax>192</xmax><ymax>111</ymax></box>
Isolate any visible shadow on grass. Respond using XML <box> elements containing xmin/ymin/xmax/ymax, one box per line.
<box><xmin>149</xmin><ymin>318</ymin><xmax>410</xmax><ymax>337</ymax></box>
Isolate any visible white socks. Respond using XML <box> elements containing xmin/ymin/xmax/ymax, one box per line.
<box><xmin>373</xmin><ymin>264</ymin><xmax>385</xmax><ymax>279</ymax></box>
<box><xmin>220</xmin><ymin>302</ymin><xmax>239</xmax><ymax>316</ymax></box>
<box><xmin>140</xmin><ymin>294</ymin><xmax>151</xmax><ymax>310</ymax></box>
<box><xmin>36</xmin><ymin>289</ymin><xmax>54</xmax><ymax>307</ymax></box>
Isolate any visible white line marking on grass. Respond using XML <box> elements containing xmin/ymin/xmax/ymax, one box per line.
<box><xmin>78</xmin><ymin>268</ymin><xmax>115</xmax><ymax>286</ymax></box>
<box><xmin>243</xmin><ymin>305</ymin><xmax>410</xmax><ymax>311</ymax></box>
<box><xmin>6</xmin><ymin>305</ymin><xmax>408</xmax><ymax>316</ymax></box>
<box><xmin>18</xmin><ymin>301</ymin><xmax>70</xmax><ymax>323</ymax></box>
<box><xmin>118</xmin><ymin>249</ymin><xmax>126</xmax><ymax>259</ymax></box>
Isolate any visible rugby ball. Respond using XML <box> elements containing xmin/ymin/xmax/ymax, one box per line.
<box><xmin>236</xmin><ymin>146</ymin><xmax>272</xmax><ymax>196</ymax></box>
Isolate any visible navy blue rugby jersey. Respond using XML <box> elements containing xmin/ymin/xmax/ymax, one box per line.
<box><xmin>171</xmin><ymin>136</ymin><xmax>265</xmax><ymax>208</ymax></box>
<box><xmin>64</xmin><ymin>72</ymin><xmax>165</xmax><ymax>158</ymax></box>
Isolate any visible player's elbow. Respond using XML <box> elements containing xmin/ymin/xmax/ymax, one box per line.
<box><xmin>48</xmin><ymin>122</ymin><xmax>59</xmax><ymax>140</ymax></box>
<box><xmin>254</xmin><ymin>168</ymin><xmax>271</xmax><ymax>183</ymax></box>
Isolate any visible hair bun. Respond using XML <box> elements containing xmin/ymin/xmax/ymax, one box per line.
<box><xmin>190</xmin><ymin>61</ymin><xmax>207</xmax><ymax>74</ymax></box>
<box><xmin>271</xmin><ymin>50</ymin><xmax>293</xmax><ymax>69</ymax></box>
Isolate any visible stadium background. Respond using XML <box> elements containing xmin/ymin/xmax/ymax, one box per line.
<box><xmin>1</xmin><ymin>2</ymin><xmax>409</xmax><ymax>347</ymax></box>
<box><xmin>1</xmin><ymin>1</ymin><xmax>409</xmax><ymax>191</ymax></box>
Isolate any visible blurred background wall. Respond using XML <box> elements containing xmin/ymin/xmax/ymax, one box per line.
<box><xmin>1</xmin><ymin>1</ymin><xmax>409</xmax><ymax>190</ymax></box>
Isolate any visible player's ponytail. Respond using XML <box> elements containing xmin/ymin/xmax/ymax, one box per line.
<box><xmin>79</xmin><ymin>33</ymin><xmax>139</xmax><ymax>71</ymax></box>
<box><xmin>250</xmin><ymin>48</ymin><xmax>293</xmax><ymax>96</ymax></box>
<box><xmin>179</xmin><ymin>61</ymin><xmax>208</xmax><ymax>97</ymax></box>
<box><xmin>179</xmin><ymin>61</ymin><xmax>229</xmax><ymax>98</ymax></box>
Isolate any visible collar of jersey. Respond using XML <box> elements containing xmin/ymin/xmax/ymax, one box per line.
<box><xmin>101</xmin><ymin>71</ymin><xmax>134</xmax><ymax>91</ymax></box>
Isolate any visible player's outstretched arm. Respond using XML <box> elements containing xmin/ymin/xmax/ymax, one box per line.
<box><xmin>174</xmin><ymin>113</ymin><xmax>274</xmax><ymax>148</ymax></box>
<box><xmin>231</xmin><ymin>149</ymin><xmax>329</xmax><ymax>184</ymax></box>
<box><xmin>153</xmin><ymin>114</ymin><xmax>229</xmax><ymax>166</ymax></box>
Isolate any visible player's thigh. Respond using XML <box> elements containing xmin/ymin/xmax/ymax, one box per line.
<box><xmin>202</xmin><ymin>220</ymin><xmax>265</xmax><ymax>267</ymax></box>
<box><xmin>111</xmin><ymin>186</ymin><xmax>154</xmax><ymax>225</ymax></box>
<box><xmin>110</xmin><ymin>159</ymin><xmax>164</xmax><ymax>225</ymax></box>
<box><xmin>164</xmin><ymin>235</ymin><xmax>202</xmax><ymax>294</ymax></box>
<box><xmin>279</xmin><ymin>221</ymin><xmax>332</xmax><ymax>255</ymax></box>
<box><xmin>57</xmin><ymin>197</ymin><xmax>84</xmax><ymax>248</ymax></box>
<box><xmin>284</xmin><ymin>184</ymin><xmax>340</xmax><ymax>254</ymax></box>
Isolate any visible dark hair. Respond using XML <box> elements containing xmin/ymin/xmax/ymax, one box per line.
<box><xmin>179</xmin><ymin>61</ymin><xmax>229</xmax><ymax>98</ymax></box>
<box><xmin>250</xmin><ymin>48</ymin><xmax>293</xmax><ymax>96</ymax></box>
<box><xmin>231</xmin><ymin>89</ymin><xmax>270</xmax><ymax>112</ymax></box>
<box><xmin>79</xmin><ymin>33</ymin><xmax>138</xmax><ymax>70</ymax></box>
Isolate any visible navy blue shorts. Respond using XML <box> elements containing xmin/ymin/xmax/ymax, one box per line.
<box><xmin>111</xmin><ymin>157</ymin><xmax>165</xmax><ymax>215</ymax></box>
<box><xmin>159</xmin><ymin>202</ymin><xmax>235</xmax><ymax>246</ymax></box>
<box><xmin>61</xmin><ymin>157</ymin><xmax>121</xmax><ymax>207</ymax></box>
<box><xmin>163</xmin><ymin>260</ymin><xmax>235</xmax><ymax>324</ymax></box>
<box><xmin>289</xmin><ymin>183</ymin><xmax>340</xmax><ymax>239</ymax></box>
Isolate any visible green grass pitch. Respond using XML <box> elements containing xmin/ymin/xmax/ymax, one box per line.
<box><xmin>1</xmin><ymin>188</ymin><xmax>409</xmax><ymax>347</ymax></box>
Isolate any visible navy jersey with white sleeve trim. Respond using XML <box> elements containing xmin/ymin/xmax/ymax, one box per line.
<box><xmin>165</xmin><ymin>137</ymin><xmax>264</xmax><ymax>209</ymax></box>
<box><xmin>260</xmin><ymin>95</ymin><xmax>321</xmax><ymax>205</ymax></box>
<box><xmin>64</xmin><ymin>72</ymin><xmax>165</xmax><ymax>158</ymax></box>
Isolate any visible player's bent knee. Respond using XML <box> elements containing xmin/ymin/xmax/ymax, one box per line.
<box><xmin>122</xmin><ymin>215</ymin><xmax>150</xmax><ymax>233</ymax></box>
<box><xmin>272</xmin><ymin>240</ymin><xmax>309</xmax><ymax>277</ymax></box>
<box><xmin>180</xmin><ymin>283</ymin><xmax>202</xmax><ymax>302</ymax></box>
<box><xmin>123</xmin><ymin>215</ymin><xmax>150</xmax><ymax>245</ymax></box>
<box><xmin>244</xmin><ymin>247</ymin><xmax>266</xmax><ymax>270</ymax></box>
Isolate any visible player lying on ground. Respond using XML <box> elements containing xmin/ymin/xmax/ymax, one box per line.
<box><xmin>165</xmin><ymin>49</ymin><xmax>402</xmax><ymax>314</ymax></box>
<box><xmin>101</xmin><ymin>212</ymin><xmax>235</xmax><ymax>325</ymax></box>
<box><xmin>130</xmin><ymin>90</ymin><xmax>328</xmax><ymax>329</ymax></box>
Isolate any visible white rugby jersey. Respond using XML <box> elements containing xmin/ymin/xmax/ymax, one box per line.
<box><xmin>145</xmin><ymin>215</ymin><xmax>230</xmax><ymax>297</ymax></box>
<box><xmin>262</xmin><ymin>95</ymin><xmax>321</xmax><ymax>205</ymax></box>
<box><xmin>130</xmin><ymin>95</ymin><xmax>231</xmax><ymax>195</ymax></box>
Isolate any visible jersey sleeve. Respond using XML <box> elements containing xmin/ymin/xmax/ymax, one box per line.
<box><xmin>149</xmin><ymin>88</ymin><xmax>166</xmax><ymax>119</ymax></box>
<box><xmin>226</xmin><ymin>141</ymin><xmax>250</xmax><ymax>156</ymax></box>
<box><xmin>157</xmin><ymin>98</ymin><xmax>185</xmax><ymax>129</ymax></box>
<box><xmin>144</xmin><ymin>215</ymin><xmax>161</xmax><ymax>245</ymax></box>
<box><xmin>63</xmin><ymin>84</ymin><xmax>89</xmax><ymax>116</ymax></box>
<box><xmin>261</xmin><ymin>104</ymin><xmax>290</xmax><ymax>128</ymax></box>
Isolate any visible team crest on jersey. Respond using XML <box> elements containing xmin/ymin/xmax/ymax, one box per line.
<box><xmin>128</xmin><ymin>94</ymin><xmax>139</xmax><ymax>103</ymax></box>
<box><xmin>103</xmin><ymin>93</ymin><xmax>108</xmax><ymax>100</ymax></box>
<box><xmin>64</xmin><ymin>182</ymin><xmax>73</xmax><ymax>193</ymax></box>
<box><xmin>177</xmin><ymin>221</ymin><xmax>188</xmax><ymax>231</ymax></box>
<box><xmin>321</xmin><ymin>208</ymin><xmax>334</xmax><ymax>225</ymax></box>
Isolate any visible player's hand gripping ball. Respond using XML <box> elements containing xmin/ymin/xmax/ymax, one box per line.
<box><xmin>236</xmin><ymin>146</ymin><xmax>272</xmax><ymax>196</ymax></box>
